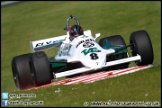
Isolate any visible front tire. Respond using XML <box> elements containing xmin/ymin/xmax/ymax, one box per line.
<box><xmin>11</xmin><ymin>54</ymin><xmax>34</xmax><ymax>90</ymax></box>
<box><xmin>99</xmin><ymin>35</ymin><xmax>130</xmax><ymax>70</ymax></box>
<box><xmin>29</xmin><ymin>51</ymin><xmax>53</xmax><ymax>86</ymax></box>
<box><xmin>130</xmin><ymin>30</ymin><xmax>154</xmax><ymax>65</ymax></box>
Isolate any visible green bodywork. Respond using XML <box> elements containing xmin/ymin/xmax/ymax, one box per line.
<box><xmin>51</xmin><ymin>62</ymin><xmax>66</xmax><ymax>68</ymax></box>
<box><xmin>102</xmin><ymin>39</ymin><xmax>127</xmax><ymax>55</ymax></box>
<box><xmin>48</xmin><ymin>57</ymin><xmax>67</xmax><ymax>68</ymax></box>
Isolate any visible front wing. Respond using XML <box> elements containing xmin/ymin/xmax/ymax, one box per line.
<box><xmin>54</xmin><ymin>54</ymin><xmax>141</xmax><ymax>79</ymax></box>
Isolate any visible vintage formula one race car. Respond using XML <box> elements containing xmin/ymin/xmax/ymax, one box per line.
<box><xmin>11</xmin><ymin>15</ymin><xmax>154</xmax><ymax>90</ymax></box>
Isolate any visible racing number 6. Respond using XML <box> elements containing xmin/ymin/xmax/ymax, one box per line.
<box><xmin>90</xmin><ymin>53</ymin><xmax>98</xmax><ymax>60</ymax></box>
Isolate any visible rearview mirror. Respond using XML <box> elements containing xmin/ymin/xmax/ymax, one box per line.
<box><xmin>95</xmin><ymin>33</ymin><xmax>101</xmax><ymax>40</ymax></box>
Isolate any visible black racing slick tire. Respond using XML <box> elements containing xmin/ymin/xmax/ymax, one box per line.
<box><xmin>29</xmin><ymin>51</ymin><xmax>53</xmax><ymax>86</ymax></box>
<box><xmin>130</xmin><ymin>30</ymin><xmax>154</xmax><ymax>65</ymax></box>
<box><xmin>11</xmin><ymin>54</ymin><xmax>34</xmax><ymax>90</ymax></box>
<box><xmin>99</xmin><ymin>35</ymin><xmax>130</xmax><ymax>70</ymax></box>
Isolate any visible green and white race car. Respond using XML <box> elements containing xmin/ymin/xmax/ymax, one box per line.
<box><xmin>11</xmin><ymin>15</ymin><xmax>154</xmax><ymax>90</ymax></box>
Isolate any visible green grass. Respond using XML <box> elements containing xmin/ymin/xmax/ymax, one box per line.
<box><xmin>1</xmin><ymin>1</ymin><xmax>161</xmax><ymax>107</ymax></box>
<box><xmin>8</xmin><ymin>66</ymin><xmax>161</xmax><ymax>107</ymax></box>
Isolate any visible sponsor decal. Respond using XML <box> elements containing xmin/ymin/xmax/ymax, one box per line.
<box><xmin>34</xmin><ymin>39</ymin><xmax>65</xmax><ymax>51</ymax></box>
<box><xmin>83</xmin><ymin>41</ymin><xmax>94</xmax><ymax>48</ymax></box>
<box><xmin>76</xmin><ymin>39</ymin><xmax>94</xmax><ymax>48</ymax></box>
<box><xmin>81</xmin><ymin>47</ymin><xmax>101</xmax><ymax>55</ymax></box>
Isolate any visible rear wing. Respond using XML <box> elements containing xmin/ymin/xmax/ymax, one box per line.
<box><xmin>30</xmin><ymin>30</ymin><xmax>93</xmax><ymax>52</ymax></box>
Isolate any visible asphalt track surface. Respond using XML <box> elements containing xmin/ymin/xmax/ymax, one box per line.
<box><xmin>1</xmin><ymin>1</ymin><xmax>28</xmax><ymax>8</ymax></box>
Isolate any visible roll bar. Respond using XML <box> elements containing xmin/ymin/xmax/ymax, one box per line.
<box><xmin>64</xmin><ymin>15</ymin><xmax>80</xmax><ymax>31</ymax></box>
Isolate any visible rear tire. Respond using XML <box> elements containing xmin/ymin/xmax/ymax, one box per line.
<box><xmin>29</xmin><ymin>51</ymin><xmax>53</xmax><ymax>86</ymax></box>
<box><xmin>11</xmin><ymin>54</ymin><xmax>34</xmax><ymax>90</ymax></box>
<box><xmin>99</xmin><ymin>35</ymin><xmax>130</xmax><ymax>70</ymax></box>
<box><xmin>130</xmin><ymin>30</ymin><xmax>154</xmax><ymax>65</ymax></box>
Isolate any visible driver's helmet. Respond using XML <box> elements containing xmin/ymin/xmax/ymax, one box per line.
<box><xmin>69</xmin><ymin>24</ymin><xmax>83</xmax><ymax>41</ymax></box>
